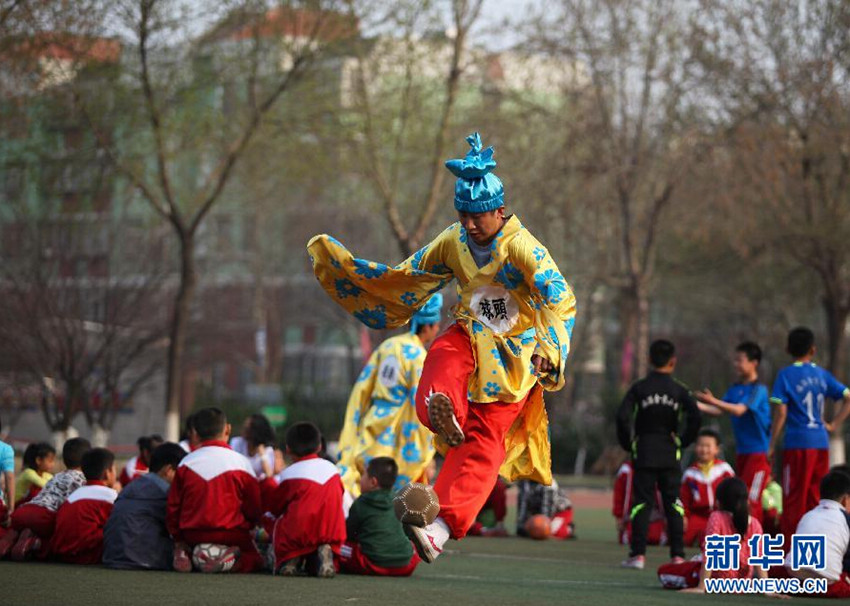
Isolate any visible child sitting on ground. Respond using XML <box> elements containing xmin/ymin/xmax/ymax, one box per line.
<box><xmin>776</xmin><ymin>468</ymin><xmax>850</xmax><ymax>598</ymax></box>
<box><xmin>516</xmin><ymin>479</ymin><xmax>576</xmax><ymax>539</ymax></box>
<box><xmin>681</xmin><ymin>429</ymin><xmax>735</xmax><ymax>546</ymax></box>
<box><xmin>267</xmin><ymin>422</ymin><xmax>345</xmax><ymax>577</ymax></box>
<box><xmin>120</xmin><ymin>435</ymin><xmax>164</xmax><ymax>486</ymax></box>
<box><xmin>0</xmin><ymin>418</ymin><xmax>14</xmax><ymax>525</ymax></box>
<box><xmin>49</xmin><ymin>447</ymin><xmax>118</xmax><ymax>564</ymax></box>
<box><xmin>658</xmin><ymin>477</ymin><xmax>779</xmax><ymax>597</ymax></box>
<box><xmin>166</xmin><ymin>407</ymin><xmax>262</xmax><ymax>574</ymax></box>
<box><xmin>103</xmin><ymin>442</ymin><xmax>187</xmax><ymax>570</ymax></box>
<box><xmin>1</xmin><ymin>437</ymin><xmax>91</xmax><ymax>560</ymax></box>
<box><xmin>340</xmin><ymin>457</ymin><xmax>419</xmax><ymax>576</ymax></box>
<box><xmin>15</xmin><ymin>442</ymin><xmax>56</xmax><ymax>505</ymax></box>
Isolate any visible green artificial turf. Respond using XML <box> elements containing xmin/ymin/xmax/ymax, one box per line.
<box><xmin>3</xmin><ymin>503</ymin><xmax>826</xmax><ymax>605</ymax></box>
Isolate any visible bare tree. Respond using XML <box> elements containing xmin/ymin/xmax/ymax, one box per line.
<box><xmin>0</xmin><ymin>204</ymin><xmax>170</xmax><ymax>446</ymax></box>
<box><xmin>696</xmin><ymin>0</ymin><xmax>850</xmax><ymax>460</ymax></box>
<box><xmin>344</xmin><ymin>0</ymin><xmax>485</xmax><ymax>257</ymax></box>
<box><xmin>57</xmin><ymin>0</ymin><xmax>352</xmax><ymax>439</ymax></box>
<box><xmin>527</xmin><ymin>0</ymin><xmax>703</xmax><ymax>385</ymax></box>
<box><xmin>697</xmin><ymin>0</ymin><xmax>850</xmax><ymax>375</ymax></box>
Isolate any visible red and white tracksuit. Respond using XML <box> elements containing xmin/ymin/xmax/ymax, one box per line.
<box><xmin>414</xmin><ymin>323</ymin><xmax>532</xmax><ymax>539</ymax></box>
<box><xmin>166</xmin><ymin>440</ymin><xmax>262</xmax><ymax>573</ymax></box>
<box><xmin>613</xmin><ymin>461</ymin><xmax>667</xmax><ymax>545</ymax></box>
<box><xmin>119</xmin><ymin>456</ymin><xmax>148</xmax><ymax>486</ymax></box>
<box><xmin>49</xmin><ymin>482</ymin><xmax>117</xmax><ymax>564</ymax></box>
<box><xmin>680</xmin><ymin>459</ymin><xmax>735</xmax><ymax>546</ymax></box>
<box><xmin>265</xmin><ymin>455</ymin><xmax>346</xmax><ymax>568</ymax></box>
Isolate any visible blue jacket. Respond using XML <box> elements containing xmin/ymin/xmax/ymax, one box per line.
<box><xmin>103</xmin><ymin>473</ymin><xmax>173</xmax><ymax>570</ymax></box>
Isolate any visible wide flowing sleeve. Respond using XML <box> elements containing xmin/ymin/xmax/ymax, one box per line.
<box><xmin>307</xmin><ymin>234</ymin><xmax>453</xmax><ymax>330</ymax></box>
<box><xmin>512</xmin><ymin>236</ymin><xmax>577</xmax><ymax>392</ymax></box>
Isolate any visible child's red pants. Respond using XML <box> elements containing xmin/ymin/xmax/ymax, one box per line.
<box><xmin>339</xmin><ymin>542</ymin><xmax>419</xmax><ymax>576</ymax></box>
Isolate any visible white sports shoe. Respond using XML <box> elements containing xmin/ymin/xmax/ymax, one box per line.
<box><xmin>408</xmin><ymin>517</ymin><xmax>451</xmax><ymax>564</ymax></box>
<box><xmin>621</xmin><ymin>555</ymin><xmax>645</xmax><ymax>569</ymax></box>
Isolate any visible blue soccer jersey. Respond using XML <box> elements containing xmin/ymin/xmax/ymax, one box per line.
<box><xmin>722</xmin><ymin>382</ymin><xmax>770</xmax><ymax>455</ymax></box>
<box><xmin>770</xmin><ymin>362</ymin><xmax>850</xmax><ymax>450</ymax></box>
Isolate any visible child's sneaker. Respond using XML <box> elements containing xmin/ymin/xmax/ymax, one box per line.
<box><xmin>407</xmin><ymin>517</ymin><xmax>450</xmax><ymax>564</ymax></box>
<box><xmin>11</xmin><ymin>528</ymin><xmax>41</xmax><ymax>562</ymax></box>
<box><xmin>193</xmin><ymin>544</ymin><xmax>240</xmax><ymax>574</ymax></box>
<box><xmin>0</xmin><ymin>529</ymin><xmax>19</xmax><ymax>559</ymax></box>
<box><xmin>276</xmin><ymin>557</ymin><xmax>304</xmax><ymax>576</ymax></box>
<box><xmin>427</xmin><ymin>393</ymin><xmax>464</xmax><ymax>447</ymax></box>
<box><xmin>315</xmin><ymin>544</ymin><xmax>335</xmax><ymax>578</ymax></box>
<box><xmin>621</xmin><ymin>555</ymin><xmax>645</xmax><ymax>569</ymax></box>
<box><xmin>480</xmin><ymin>524</ymin><xmax>509</xmax><ymax>538</ymax></box>
<box><xmin>173</xmin><ymin>545</ymin><xmax>193</xmax><ymax>573</ymax></box>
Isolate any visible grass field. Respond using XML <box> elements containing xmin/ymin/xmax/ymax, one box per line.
<box><xmin>1</xmin><ymin>495</ymin><xmax>823</xmax><ymax>606</ymax></box>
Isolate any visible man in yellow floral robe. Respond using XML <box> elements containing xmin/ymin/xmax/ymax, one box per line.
<box><xmin>337</xmin><ymin>295</ymin><xmax>443</xmax><ymax>497</ymax></box>
<box><xmin>308</xmin><ymin>133</ymin><xmax>576</xmax><ymax>562</ymax></box>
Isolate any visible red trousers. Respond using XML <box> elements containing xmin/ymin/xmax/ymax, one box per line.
<box><xmin>468</xmin><ymin>477</ymin><xmax>508</xmax><ymax>536</ymax></box>
<box><xmin>339</xmin><ymin>542</ymin><xmax>419</xmax><ymax>576</ymax></box>
<box><xmin>781</xmin><ymin>448</ymin><xmax>829</xmax><ymax>545</ymax></box>
<box><xmin>737</xmin><ymin>452</ymin><xmax>771</xmax><ymax>523</ymax></box>
<box><xmin>415</xmin><ymin>323</ymin><xmax>528</xmax><ymax>539</ymax></box>
<box><xmin>658</xmin><ymin>560</ymin><xmax>701</xmax><ymax>589</ymax></box>
<box><xmin>684</xmin><ymin>513</ymin><xmax>709</xmax><ymax>547</ymax></box>
<box><xmin>181</xmin><ymin>528</ymin><xmax>262</xmax><ymax>573</ymax></box>
<box><xmin>620</xmin><ymin>519</ymin><xmax>667</xmax><ymax>546</ymax></box>
<box><xmin>11</xmin><ymin>504</ymin><xmax>56</xmax><ymax>539</ymax></box>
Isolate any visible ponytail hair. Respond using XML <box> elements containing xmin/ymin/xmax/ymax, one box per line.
<box><xmin>716</xmin><ymin>477</ymin><xmax>749</xmax><ymax>537</ymax></box>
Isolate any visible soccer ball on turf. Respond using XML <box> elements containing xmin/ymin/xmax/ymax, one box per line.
<box><xmin>524</xmin><ymin>514</ymin><xmax>551</xmax><ymax>540</ymax></box>
<box><xmin>394</xmin><ymin>482</ymin><xmax>440</xmax><ymax>527</ymax></box>
<box><xmin>191</xmin><ymin>543</ymin><xmax>238</xmax><ymax>573</ymax></box>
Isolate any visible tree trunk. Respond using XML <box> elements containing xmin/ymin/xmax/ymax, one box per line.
<box><xmin>51</xmin><ymin>426</ymin><xmax>79</xmax><ymax>452</ymax></box>
<box><xmin>619</xmin><ymin>290</ymin><xmax>637</xmax><ymax>390</ymax></box>
<box><xmin>164</xmin><ymin>230</ymin><xmax>197</xmax><ymax>441</ymax></box>
<box><xmin>824</xmin><ymin>295</ymin><xmax>849</xmax><ymax>466</ymax></box>
<box><xmin>91</xmin><ymin>423</ymin><xmax>110</xmax><ymax>448</ymax></box>
<box><xmin>635</xmin><ymin>282</ymin><xmax>650</xmax><ymax>379</ymax></box>
<box><xmin>823</xmin><ymin>296</ymin><xmax>849</xmax><ymax>375</ymax></box>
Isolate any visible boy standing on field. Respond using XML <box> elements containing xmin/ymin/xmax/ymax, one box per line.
<box><xmin>616</xmin><ymin>339</ymin><xmax>701</xmax><ymax>569</ymax></box>
<box><xmin>696</xmin><ymin>341</ymin><xmax>771</xmax><ymax>523</ymax></box>
<box><xmin>768</xmin><ymin>327</ymin><xmax>850</xmax><ymax>545</ymax></box>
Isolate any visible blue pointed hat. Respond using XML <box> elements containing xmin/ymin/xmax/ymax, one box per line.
<box><xmin>410</xmin><ymin>293</ymin><xmax>443</xmax><ymax>333</ymax></box>
<box><xmin>445</xmin><ymin>132</ymin><xmax>504</xmax><ymax>213</ymax></box>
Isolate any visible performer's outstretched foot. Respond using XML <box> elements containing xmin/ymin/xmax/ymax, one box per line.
<box><xmin>408</xmin><ymin>517</ymin><xmax>450</xmax><ymax>563</ymax></box>
<box><xmin>427</xmin><ymin>393</ymin><xmax>464</xmax><ymax>446</ymax></box>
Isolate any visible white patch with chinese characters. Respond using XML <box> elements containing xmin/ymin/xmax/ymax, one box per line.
<box><xmin>377</xmin><ymin>355</ymin><xmax>402</xmax><ymax>388</ymax></box>
<box><xmin>470</xmin><ymin>285</ymin><xmax>519</xmax><ymax>335</ymax></box>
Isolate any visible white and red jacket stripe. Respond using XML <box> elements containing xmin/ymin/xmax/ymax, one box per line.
<box><xmin>119</xmin><ymin>455</ymin><xmax>148</xmax><ymax>486</ymax></box>
<box><xmin>268</xmin><ymin>455</ymin><xmax>346</xmax><ymax>564</ymax></box>
<box><xmin>680</xmin><ymin>459</ymin><xmax>735</xmax><ymax>519</ymax></box>
<box><xmin>49</xmin><ymin>482</ymin><xmax>118</xmax><ymax>564</ymax></box>
<box><xmin>166</xmin><ymin>440</ymin><xmax>261</xmax><ymax>541</ymax></box>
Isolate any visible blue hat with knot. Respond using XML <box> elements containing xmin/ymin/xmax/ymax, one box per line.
<box><xmin>445</xmin><ymin>132</ymin><xmax>504</xmax><ymax>214</ymax></box>
<box><xmin>410</xmin><ymin>293</ymin><xmax>443</xmax><ymax>333</ymax></box>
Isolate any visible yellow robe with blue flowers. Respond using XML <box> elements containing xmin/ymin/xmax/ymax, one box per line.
<box><xmin>308</xmin><ymin>215</ymin><xmax>576</xmax><ymax>484</ymax></box>
<box><xmin>337</xmin><ymin>332</ymin><xmax>435</xmax><ymax>497</ymax></box>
